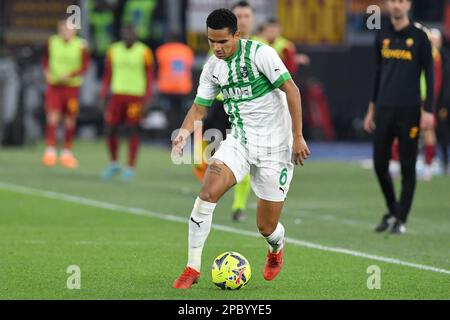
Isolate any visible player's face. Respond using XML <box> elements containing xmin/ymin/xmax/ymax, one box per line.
<box><xmin>207</xmin><ymin>28</ymin><xmax>240</xmax><ymax>60</ymax></box>
<box><xmin>386</xmin><ymin>0</ymin><xmax>411</xmax><ymax>20</ymax></box>
<box><xmin>264</xmin><ymin>24</ymin><xmax>280</xmax><ymax>43</ymax></box>
<box><xmin>121</xmin><ymin>27</ymin><xmax>136</xmax><ymax>46</ymax></box>
<box><xmin>233</xmin><ymin>6</ymin><xmax>254</xmax><ymax>37</ymax></box>
<box><xmin>58</xmin><ymin>20</ymin><xmax>76</xmax><ymax>41</ymax></box>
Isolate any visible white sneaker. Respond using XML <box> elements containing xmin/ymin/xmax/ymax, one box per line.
<box><xmin>419</xmin><ymin>164</ymin><xmax>433</xmax><ymax>181</ymax></box>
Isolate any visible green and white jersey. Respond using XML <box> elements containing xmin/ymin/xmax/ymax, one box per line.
<box><xmin>194</xmin><ymin>39</ymin><xmax>293</xmax><ymax>151</ymax></box>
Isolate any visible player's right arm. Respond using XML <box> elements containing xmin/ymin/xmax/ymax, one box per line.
<box><xmin>172</xmin><ymin>104</ymin><xmax>208</xmax><ymax>156</ymax></box>
<box><xmin>172</xmin><ymin>58</ymin><xmax>219</xmax><ymax>157</ymax></box>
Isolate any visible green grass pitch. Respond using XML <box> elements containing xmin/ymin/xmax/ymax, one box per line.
<box><xmin>0</xmin><ymin>141</ymin><xmax>449</xmax><ymax>299</ymax></box>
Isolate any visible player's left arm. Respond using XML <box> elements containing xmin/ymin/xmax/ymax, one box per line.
<box><xmin>279</xmin><ymin>80</ymin><xmax>310</xmax><ymax>166</ymax></box>
<box><xmin>255</xmin><ymin>45</ymin><xmax>310</xmax><ymax>165</ymax></box>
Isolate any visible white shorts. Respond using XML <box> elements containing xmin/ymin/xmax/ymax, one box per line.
<box><xmin>210</xmin><ymin>136</ymin><xmax>294</xmax><ymax>202</ymax></box>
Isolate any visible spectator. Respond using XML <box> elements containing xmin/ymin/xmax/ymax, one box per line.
<box><xmin>155</xmin><ymin>34</ymin><xmax>194</xmax><ymax>141</ymax></box>
<box><xmin>88</xmin><ymin>0</ymin><xmax>116</xmax><ymax>79</ymax></box>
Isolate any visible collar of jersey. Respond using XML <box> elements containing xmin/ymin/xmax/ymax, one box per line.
<box><xmin>224</xmin><ymin>40</ymin><xmax>242</xmax><ymax>62</ymax></box>
<box><xmin>121</xmin><ymin>41</ymin><xmax>137</xmax><ymax>49</ymax></box>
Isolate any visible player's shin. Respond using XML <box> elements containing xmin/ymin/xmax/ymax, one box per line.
<box><xmin>264</xmin><ymin>223</ymin><xmax>285</xmax><ymax>253</ymax></box>
<box><xmin>187</xmin><ymin>196</ymin><xmax>216</xmax><ymax>272</ymax></box>
<box><xmin>128</xmin><ymin>134</ymin><xmax>140</xmax><ymax>167</ymax></box>
<box><xmin>106</xmin><ymin>126</ymin><xmax>119</xmax><ymax>162</ymax></box>
<box><xmin>46</xmin><ymin>123</ymin><xmax>57</xmax><ymax>148</ymax></box>
<box><xmin>63</xmin><ymin>125</ymin><xmax>75</xmax><ymax>150</ymax></box>
<box><xmin>127</xmin><ymin>125</ymin><xmax>140</xmax><ymax>168</ymax></box>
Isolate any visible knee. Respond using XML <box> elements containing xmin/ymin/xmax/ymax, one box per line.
<box><xmin>198</xmin><ymin>189</ymin><xmax>219</xmax><ymax>203</ymax></box>
<box><xmin>257</xmin><ymin>221</ymin><xmax>277</xmax><ymax>237</ymax></box>
<box><xmin>47</xmin><ymin>112</ymin><xmax>59</xmax><ymax>125</ymax></box>
<box><xmin>65</xmin><ymin>117</ymin><xmax>76</xmax><ymax>128</ymax></box>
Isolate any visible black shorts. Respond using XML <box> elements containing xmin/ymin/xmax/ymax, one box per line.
<box><xmin>374</xmin><ymin>106</ymin><xmax>421</xmax><ymax>145</ymax></box>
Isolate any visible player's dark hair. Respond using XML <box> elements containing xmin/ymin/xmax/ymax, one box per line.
<box><xmin>231</xmin><ymin>1</ymin><xmax>252</xmax><ymax>11</ymax></box>
<box><xmin>121</xmin><ymin>22</ymin><xmax>136</xmax><ymax>31</ymax></box>
<box><xmin>266</xmin><ymin>17</ymin><xmax>280</xmax><ymax>25</ymax></box>
<box><xmin>256</xmin><ymin>23</ymin><xmax>267</xmax><ymax>34</ymax></box>
<box><xmin>206</xmin><ymin>8</ymin><xmax>238</xmax><ymax>35</ymax></box>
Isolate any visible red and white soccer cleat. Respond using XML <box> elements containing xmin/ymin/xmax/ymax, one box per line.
<box><xmin>173</xmin><ymin>266</ymin><xmax>200</xmax><ymax>289</ymax></box>
<box><xmin>263</xmin><ymin>240</ymin><xmax>285</xmax><ymax>281</ymax></box>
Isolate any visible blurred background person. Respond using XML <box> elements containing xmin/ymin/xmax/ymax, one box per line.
<box><xmin>41</xmin><ymin>18</ymin><xmax>90</xmax><ymax>169</ymax></box>
<box><xmin>100</xmin><ymin>24</ymin><xmax>154</xmax><ymax>182</ymax></box>
<box><xmin>419</xmin><ymin>25</ymin><xmax>443</xmax><ymax>181</ymax></box>
<box><xmin>432</xmin><ymin>28</ymin><xmax>450</xmax><ymax>175</ymax></box>
<box><xmin>88</xmin><ymin>0</ymin><xmax>116</xmax><ymax>79</ymax></box>
<box><xmin>364</xmin><ymin>0</ymin><xmax>434</xmax><ymax>234</ymax></box>
<box><xmin>262</xmin><ymin>18</ymin><xmax>310</xmax><ymax>77</ymax></box>
<box><xmin>155</xmin><ymin>33</ymin><xmax>194</xmax><ymax>143</ymax></box>
<box><xmin>252</xmin><ymin>23</ymin><xmax>269</xmax><ymax>45</ymax></box>
<box><xmin>120</xmin><ymin>0</ymin><xmax>159</xmax><ymax>49</ymax></box>
<box><xmin>233</xmin><ymin>0</ymin><xmax>254</xmax><ymax>40</ymax></box>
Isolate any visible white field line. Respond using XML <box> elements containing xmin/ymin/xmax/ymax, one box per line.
<box><xmin>0</xmin><ymin>181</ymin><xmax>449</xmax><ymax>275</ymax></box>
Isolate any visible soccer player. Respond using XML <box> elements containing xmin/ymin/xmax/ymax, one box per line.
<box><xmin>196</xmin><ymin>1</ymin><xmax>259</xmax><ymax>222</ymax></box>
<box><xmin>364</xmin><ymin>0</ymin><xmax>434</xmax><ymax>234</ymax></box>
<box><xmin>42</xmin><ymin>18</ymin><xmax>90</xmax><ymax>168</ymax></box>
<box><xmin>100</xmin><ymin>24</ymin><xmax>154</xmax><ymax>182</ymax></box>
<box><xmin>172</xmin><ymin>9</ymin><xmax>309</xmax><ymax>289</ymax></box>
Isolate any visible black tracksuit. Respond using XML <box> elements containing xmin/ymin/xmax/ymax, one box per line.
<box><xmin>371</xmin><ymin>20</ymin><xmax>434</xmax><ymax>223</ymax></box>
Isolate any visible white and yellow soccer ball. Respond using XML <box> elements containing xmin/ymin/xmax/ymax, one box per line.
<box><xmin>211</xmin><ymin>251</ymin><xmax>251</xmax><ymax>290</ymax></box>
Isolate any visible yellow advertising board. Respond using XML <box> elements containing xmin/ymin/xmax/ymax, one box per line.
<box><xmin>277</xmin><ymin>0</ymin><xmax>346</xmax><ymax>45</ymax></box>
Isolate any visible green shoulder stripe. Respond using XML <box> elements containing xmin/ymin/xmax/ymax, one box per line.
<box><xmin>194</xmin><ymin>96</ymin><xmax>214</xmax><ymax>107</ymax></box>
<box><xmin>273</xmin><ymin>72</ymin><xmax>292</xmax><ymax>88</ymax></box>
<box><xmin>255</xmin><ymin>42</ymin><xmax>263</xmax><ymax>54</ymax></box>
<box><xmin>245</xmin><ymin>40</ymin><xmax>256</xmax><ymax>81</ymax></box>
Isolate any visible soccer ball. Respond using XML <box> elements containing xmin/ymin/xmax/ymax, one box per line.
<box><xmin>211</xmin><ymin>251</ymin><xmax>251</xmax><ymax>290</ymax></box>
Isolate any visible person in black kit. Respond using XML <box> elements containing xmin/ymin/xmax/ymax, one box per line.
<box><xmin>363</xmin><ymin>0</ymin><xmax>435</xmax><ymax>234</ymax></box>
